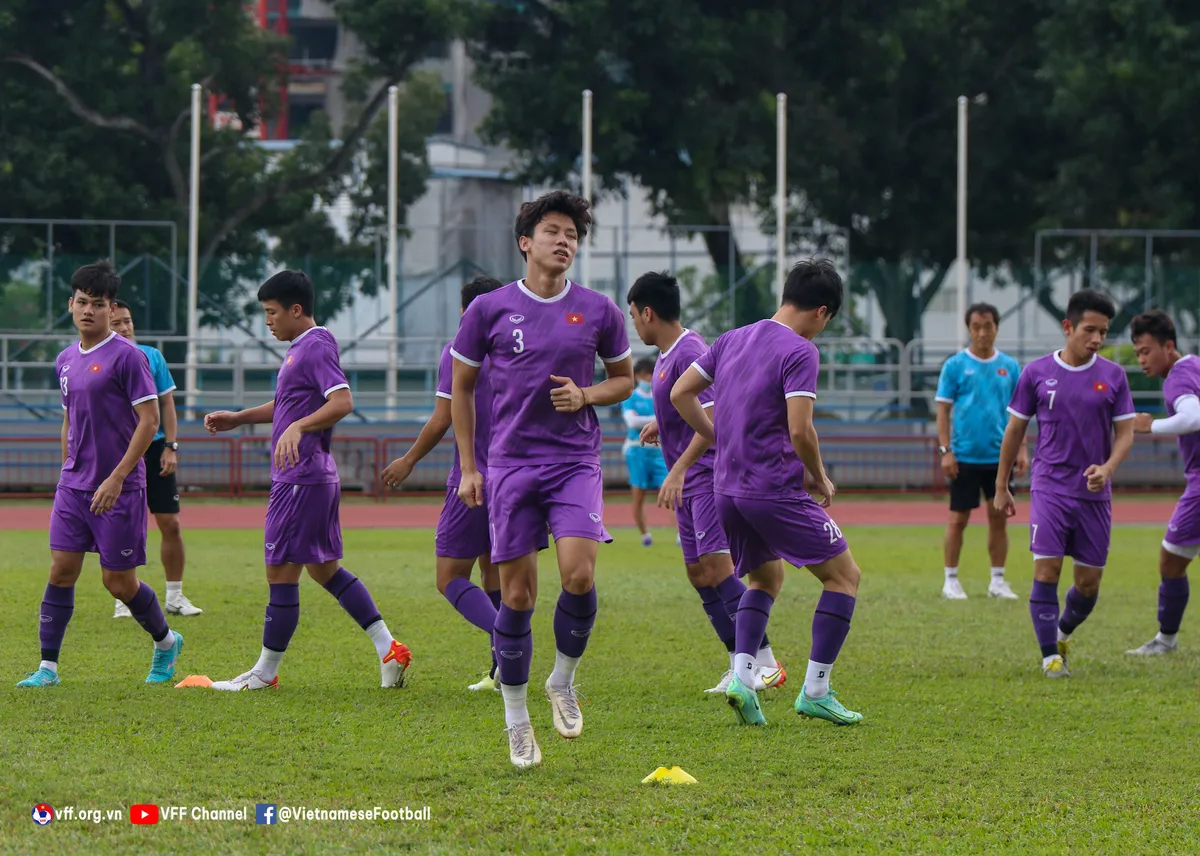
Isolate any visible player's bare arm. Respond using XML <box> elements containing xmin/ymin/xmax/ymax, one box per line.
<box><xmin>993</xmin><ymin>414</ymin><xmax>1029</xmax><ymax>516</ymax></box>
<box><xmin>787</xmin><ymin>396</ymin><xmax>835</xmax><ymax>507</ymax></box>
<box><xmin>159</xmin><ymin>389</ymin><xmax>179</xmax><ymax>475</ymax></box>
<box><xmin>671</xmin><ymin>365</ymin><xmax>715</xmax><ymax>443</ymax></box>
<box><xmin>451</xmin><ymin>358</ymin><xmax>483</xmax><ymax>507</ymax></box>
<box><xmin>1134</xmin><ymin>395</ymin><xmax>1200</xmax><ymax>435</ymax></box>
<box><xmin>936</xmin><ymin>400</ymin><xmax>958</xmax><ymax>479</ymax></box>
<box><xmin>658</xmin><ymin>404</ymin><xmax>714</xmax><ymax>510</ymax></box>
<box><xmin>383</xmin><ymin>396</ymin><xmax>452</xmax><ymax>488</ymax></box>
<box><xmin>552</xmin><ymin>355</ymin><xmax>635</xmax><ymax>413</ymax></box>
<box><xmin>93</xmin><ymin>397</ymin><xmax>160</xmax><ymax>514</ymax></box>
<box><xmin>638</xmin><ymin>419</ymin><xmax>659</xmax><ymax>446</ymax></box>
<box><xmin>1086</xmin><ymin>417</ymin><xmax>1135</xmax><ymax>492</ymax></box>
<box><xmin>274</xmin><ymin>388</ymin><xmax>353</xmax><ymax>471</ymax></box>
<box><xmin>60</xmin><ymin>409</ymin><xmax>69</xmax><ymax>465</ymax></box>
<box><xmin>205</xmin><ymin>400</ymin><xmax>275</xmax><ymax>433</ymax></box>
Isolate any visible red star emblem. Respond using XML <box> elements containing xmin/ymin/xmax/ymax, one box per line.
<box><xmin>997</xmin><ymin>368</ymin><xmax>1008</xmax><ymax>377</ymax></box>
<box><xmin>658</xmin><ymin>371</ymin><xmax>666</xmax><ymax>380</ymax></box>
<box><xmin>88</xmin><ymin>363</ymin><xmax>102</xmax><ymax>373</ymax></box>
<box><xmin>566</xmin><ymin>312</ymin><xmax>583</xmax><ymax>325</ymax></box>
<box><xmin>1093</xmin><ymin>381</ymin><xmax>1108</xmax><ymax>392</ymax></box>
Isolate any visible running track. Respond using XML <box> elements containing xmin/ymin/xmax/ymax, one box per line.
<box><xmin>0</xmin><ymin>499</ymin><xmax>1179</xmax><ymax>531</ymax></box>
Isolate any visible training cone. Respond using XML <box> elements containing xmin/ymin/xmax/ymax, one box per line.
<box><xmin>174</xmin><ymin>675</ymin><xmax>213</xmax><ymax>688</ymax></box>
<box><xmin>642</xmin><ymin>766</ymin><xmax>698</xmax><ymax>785</ymax></box>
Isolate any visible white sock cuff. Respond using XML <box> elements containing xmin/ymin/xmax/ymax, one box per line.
<box><xmin>944</xmin><ymin>567</ymin><xmax>959</xmax><ymax>578</ymax></box>
<box><xmin>165</xmin><ymin>581</ymin><xmax>183</xmax><ymax>593</ymax></box>
<box><xmin>990</xmin><ymin>567</ymin><xmax>1005</xmax><ymax>578</ymax></box>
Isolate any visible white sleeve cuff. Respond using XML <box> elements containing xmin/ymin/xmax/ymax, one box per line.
<box><xmin>131</xmin><ymin>394</ymin><xmax>158</xmax><ymax>407</ymax></box>
<box><xmin>158</xmin><ymin>385</ymin><xmax>177</xmax><ymax>397</ymax></box>
<box><xmin>701</xmin><ymin>400</ymin><xmax>716</xmax><ymax>410</ymax></box>
<box><xmin>935</xmin><ymin>396</ymin><xmax>954</xmax><ymax>404</ymax></box>
<box><xmin>601</xmin><ymin>347</ymin><xmax>632</xmax><ymax>364</ymax></box>
<box><xmin>1112</xmin><ymin>413</ymin><xmax>1136</xmax><ymax>422</ymax></box>
<box><xmin>434</xmin><ymin>391</ymin><xmax>452</xmax><ymax>400</ymax></box>
<box><xmin>450</xmin><ymin>348</ymin><xmax>481</xmax><ymax>368</ymax></box>
<box><xmin>323</xmin><ymin>383</ymin><xmax>350</xmax><ymax>398</ymax></box>
<box><xmin>785</xmin><ymin>391</ymin><xmax>817</xmax><ymax>399</ymax></box>
<box><xmin>691</xmin><ymin>362</ymin><xmax>713</xmax><ymax>383</ymax></box>
<box><xmin>1006</xmin><ymin>406</ymin><xmax>1031</xmax><ymax>421</ymax></box>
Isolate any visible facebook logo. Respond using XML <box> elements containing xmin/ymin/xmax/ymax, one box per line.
<box><xmin>256</xmin><ymin>804</ymin><xmax>276</xmax><ymax>825</ymax></box>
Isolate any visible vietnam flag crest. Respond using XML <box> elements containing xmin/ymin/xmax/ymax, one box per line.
<box><xmin>1093</xmin><ymin>381</ymin><xmax>1108</xmax><ymax>392</ymax></box>
<box><xmin>566</xmin><ymin>312</ymin><xmax>584</xmax><ymax>325</ymax></box>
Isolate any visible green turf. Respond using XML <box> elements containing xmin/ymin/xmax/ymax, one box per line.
<box><xmin>4</xmin><ymin>525</ymin><xmax>1199</xmax><ymax>854</ymax></box>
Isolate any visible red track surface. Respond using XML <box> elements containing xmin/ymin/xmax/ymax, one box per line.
<box><xmin>0</xmin><ymin>498</ymin><xmax>1179</xmax><ymax>531</ymax></box>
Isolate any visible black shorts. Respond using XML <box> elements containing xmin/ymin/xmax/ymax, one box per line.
<box><xmin>144</xmin><ymin>439</ymin><xmax>181</xmax><ymax>515</ymax></box>
<box><xmin>948</xmin><ymin>463</ymin><xmax>1012</xmax><ymax>512</ymax></box>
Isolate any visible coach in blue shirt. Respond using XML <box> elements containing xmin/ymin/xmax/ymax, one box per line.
<box><xmin>935</xmin><ymin>302</ymin><xmax>1027</xmax><ymax>600</ymax></box>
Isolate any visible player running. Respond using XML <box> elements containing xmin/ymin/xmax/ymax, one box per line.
<box><xmin>109</xmin><ymin>299</ymin><xmax>203</xmax><ymax>618</ymax></box>
<box><xmin>1128</xmin><ymin>310</ymin><xmax>1199</xmax><ymax>654</ymax></box>
<box><xmin>934</xmin><ymin>302</ymin><xmax>1025</xmax><ymax>599</ymax></box>
<box><xmin>451</xmin><ymin>191</ymin><xmax>634</xmax><ymax>768</ymax></box>
<box><xmin>672</xmin><ymin>259</ymin><xmax>863</xmax><ymax>728</ymax></box>
<box><xmin>19</xmin><ymin>261</ymin><xmax>183</xmax><ymax>688</ymax></box>
<box><xmin>626</xmin><ymin>271</ymin><xmax>787</xmax><ymax>693</ymax></box>
<box><xmin>204</xmin><ymin>270</ymin><xmax>411</xmax><ymax>691</ymax></box>
<box><xmin>994</xmin><ymin>289</ymin><xmax>1135</xmax><ymax>677</ymax></box>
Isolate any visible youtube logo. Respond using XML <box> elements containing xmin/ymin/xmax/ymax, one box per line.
<box><xmin>130</xmin><ymin>805</ymin><xmax>159</xmax><ymax>825</ymax></box>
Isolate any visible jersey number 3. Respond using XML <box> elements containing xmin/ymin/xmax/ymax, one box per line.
<box><xmin>512</xmin><ymin>328</ymin><xmax>525</xmax><ymax>354</ymax></box>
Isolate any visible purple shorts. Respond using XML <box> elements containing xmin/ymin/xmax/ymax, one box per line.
<box><xmin>264</xmin><ymin>481</ymin><xmax>343</xmax><ymax>566</ymax></box>
<box><xmin>49</xmin><ymin>486</ymin><xmax>148</xmax><ymax>571</ymax></box>
<box><xmin>436</xmin><ymin>486</ymin><xmax>492</xmax><ymax>560</ymax></box>
<box><xmin>676</xmin><ymin>491</ymin><xmax>731</xmax><ymax>565</ymax></box>
<box><xmin>715</xmin><ymin>493</ymin><xmax>848</xmax><ymax>577</ymax></box>
<box><xmin>1028</xmin><ymin>490</ymin><xmax>1111</xmax><ymax>568</ymax></box>
<box><xmin>1165</xmin><ymin>491</ymin><xmax>1200</xmax><ymax>549</ymax></box>
<box><xmin>486</xmin><ymin>462</ymin><xmax>612</xmax><ymax>564</ymax></box>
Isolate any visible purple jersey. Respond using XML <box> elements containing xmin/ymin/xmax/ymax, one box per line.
<box><xmin>56</xmin><ymin>332</ymin><xmax>158</xmax><ymax>492</ymax></box>
<box><xmin>271</xmin><ymin>326</ymin><xmax>349</xmax><ymax>485</ymax></box>
<box><xmin>692</xmin><ymin>320</ymin><xmax>818</xmax><ymax>499</ymax></box>
<box><xmin>436</xmin><ymin>342</ymin><xmax>494</xmax><ymax>487</ymax></box>
<box><xmin>450</xmin><ymin>280</ymin><xmax>631</xmax><ymax>466</ymax></box>
<box><xmin>1007</xmin><ymin>351</ymin><xmax>1134</xmax><ymax>502</ymax></box>
<box><xmin>1163</xmin><ymin>354</ymin><xmax>1200</xmax><ymax>486</ymax></box>
<box><xmin>652</xmin><ymin>329</ymin><xmax>716</xmax><ymax>496</ymax></box>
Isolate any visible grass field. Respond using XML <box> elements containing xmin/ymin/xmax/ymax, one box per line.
<box><xmin>4</xmin><ymin>523</ymin><xmax>1200</xmax><ymax>854</ymax></box>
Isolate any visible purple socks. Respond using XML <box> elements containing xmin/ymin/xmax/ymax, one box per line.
<box><xmin>444</xmin><ymin>577</ymin><xmax>499</xmax><ymax>635</ymax></box>
<box><xmin>39</xmin><ymin>583</ymin><xmax>75</xmax><ymax>663</ymax></box>
<box><xmin>263</xmin><ymin>582</ymin><xmax>300</xmax><ymax>652</ymax></box>
<box><xmin>322</xmin><ymin>567</ymin><xmax>382</xmax><ymax>630</ymax></box>
<box><xmin>695</xmin><ymin>585</ymin><xmax>736</xmax><ymax>651</ymax></box>
<box><xmin>1058</xmin><ymin>586</ymin><xmax>1097</xmax><ymax>636</ymax></box>
<box><xmin>553</xmin><ymin>587</ymin><xmax>597</xmax><ymax>658</ymax></box>
<box><xmin>125</xmin><ymin>581</ymin><xmax>170</xmax><ymax>642</ymax></box>
<box><xmin>1159</xmin><ymin>576</ymin><xmax>1190</xmax><ymax>635</ymax></box>
<box><xmin>1029</xmin><ymin>580</ymin><xmax>1060</xmax><ymax>657</ymax></box>
<box><xmin>735</xmin><ymin>589</ymin><xmax>774</xmax><ymax>657</ymax></box>
<box><xmin>493</xmin><ymin>605</ymin><xmax>533</xmax><ymax>686</ymax></box>
<box><xmin>810</xmin><ymin>590</ymin><xmax>856</xmax><ymax>664</ymax></box>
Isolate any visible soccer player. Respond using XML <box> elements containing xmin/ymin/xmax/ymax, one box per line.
<box><xmin>451</xmin><ymin>190</ymin><xmax>634</xmax><ymax>768</ymax></box>
<box><xmin>672</xmin><ymin>259</ymin><xmax>863</xmax><ymax>728</ymax></box>
<box><xmin>623</xmin><ymin>357</ymin><xmax>668</xmax><ymax>546</ymax></box>
<box><xmin>994</xmin><ymin>289</ymin><xmax>1134</xmax><ymax>677</ymax></box>
<box><xmin>203</xmin><ymin>270</ymin><xmax>411</xmax><ymax>691</ymax></box>
<box><xmin>1127</xmin><ymin>310</ymin><xmax>1199</xmax><ymax>654</ymax></box>
<box><xmin>18</xmin><ymin>261</ymin><xmax>184</xmax><ymax>688</ymax></box>
<box><xmin>627</xmin><ymin>271</ymin><xmax>786</xmax><ymax>693</ymax></box>
<box><xmin>381</xmin><ymin>275</ymin><xmax>536</xmax><ymax>691</ymax></box>
<box><xmin>935</xmin><ymin>302</ymin><xmax>1025</xmax><ymax>600</ymax></box>
<box><xmin>109</xmin><ymin>299</ymin><xmax>203</xmax><ymax>618</ymax></box>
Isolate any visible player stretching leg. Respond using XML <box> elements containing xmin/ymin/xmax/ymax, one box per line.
<box><xmin>205</xmin><ymin>271</ymin><xmax>411</xmax><ymax>691</ymax></box>
<box><xmin>452</xmin><ymin>191</ymin><xmax>634</xmax><ymax>767</ymax></box>
<box><xmin>626</xmin><ymin>271</ymin><xmax>787</xmax><ymax>693</ymax></box>
<box><xmin>19</xmin><ymin>261</ymin><xmax>183</xmax><ymax>687</ymax></box>
<box><xmin>934</xmin><ymin>302</ymin><xmax>1026</xmax><ymax>599</ymax></box>
<box><xmin>1128</xmin><ymin>310</ymin><xmax>1200</xmax><ymax>654</ymax></box>
<box><xmin>110</xmin><ymin>299</ymin><xmax>202</xmax><ymax>618</ymax></box>
<box><xmin>994</xmin><ymin>290</ymin><xmax>1134</xmax><ymax>677</ymax></box>
<box><xmin>382</xmin><ymin>275</ymin><xmax>523</xmax><ymax>691</ymax></box>
<box><xmin>673</xmin><ymin>259</ymin><xmax>862</xmax><ymax>727</ymax></box>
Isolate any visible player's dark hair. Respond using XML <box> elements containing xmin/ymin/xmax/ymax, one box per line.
<box><xmin>70</xmin><ymin>260</ymin><xmax>121</xmax><ymax>300</ymax></box>
<box><xmin>258</xmin><ymin>270</ymin><xmax>315</xmax><ymax>317</ymax></box>
<box><xmin>634</xmin><ymin>357</ymin><xmax>656</xmax><ymax>376</ymax></box>
<box><xmin>626</xmin><ymin>271</ymin><xmax>682</xmax><ymax>323</ymax></box>
<box><xmin>111</xmin><ymin>299</ymin><xmax>131</xmax><ymax>311</ymax></box>
<box><xmin>782</xmin><ymin>258</ymin><xmax>842</xmax><ymax>317</ymax></box>
<box><xmin>514</xmin><ymin>190</ymin><xmax>592</xmax><ymax>261</ymax></box>
<box><xmin>1130</xmin><ymin>309</ymin><xmax>1177</xmax><ymax>347</ymax></box>
<box><xmin>462</xmin><ymin>275</ymin><xmax>503</xmax><ymax>310</ymax></box>
<box><xmin>965</xmin><ymin>302</ymin><xmax>1000</xmax><ymax>327</ymax></box>
<box><xmin>1065</xmin><ymin>289</ymin><xmax>1115</xmax><ymax>324</ymax></box>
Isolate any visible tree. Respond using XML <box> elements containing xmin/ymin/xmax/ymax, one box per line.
<box><xmin>0</xmin><ymin>0</ymin><xmax>455</xmax><ymax>330</ymax></box>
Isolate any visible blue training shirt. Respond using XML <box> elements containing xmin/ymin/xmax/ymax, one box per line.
<box><xmin>935</xmin><ymin>349</ymin><xmax>1021</xmax><ymax>465</ymax></box>
<box><xmin>137</xmin><ymin>344</ymin><xmax>177</xmax><ymax>443</ymax></box>
<box><xmin>622</xmin><ymin>383</ymin><xmax>656</xmax><ymax>443</ymax></box>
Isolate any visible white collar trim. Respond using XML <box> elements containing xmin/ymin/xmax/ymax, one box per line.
<box><xmin>963</xmin><ymin>348</ymin><xmax>1000</xmax><ymax>364</ymax></box>
<box><xmin>1053</xmin><ymin>350</ymin><xmax>1097</xmax><ymax>372</ymax></box>
<box><xmin>517</xmin><ymin>279</ymin><xmax>572</xmax><ymax>304</ymax></box>
<box><xmin>290</xmin><ymin>325</ymin><xmax>325</xmax><ymax>345</ymax></box>
<box><xmin>659</xmin><ymin>328</ymin><xmax>691</xmax><ymax>358</ymax></box>
<box><xmin>78</xmin><ymin>331</ymin><xmax>117</xmax><ymax>355</ymax></box>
